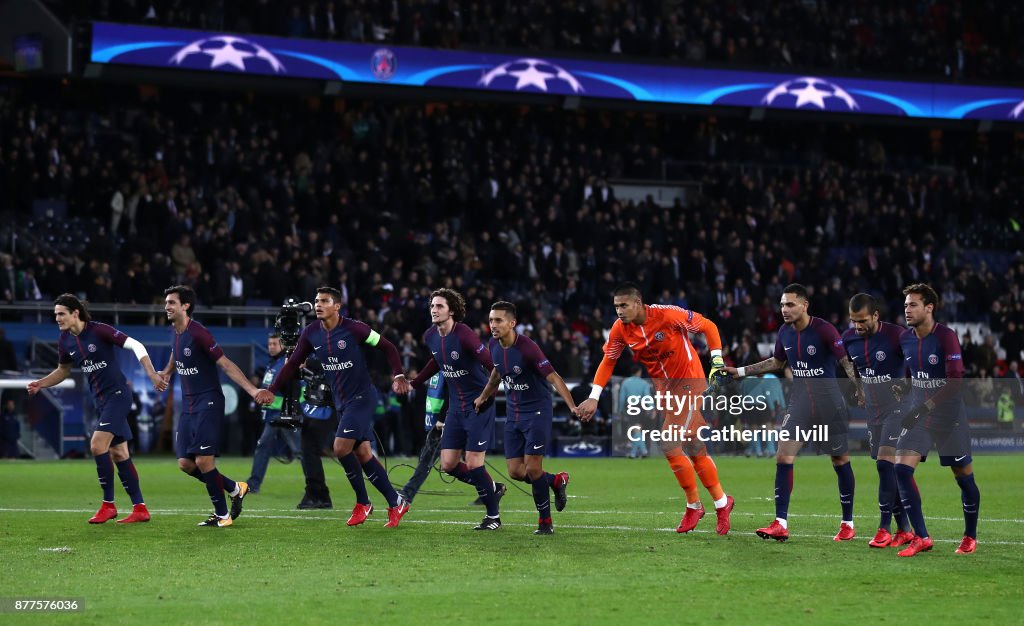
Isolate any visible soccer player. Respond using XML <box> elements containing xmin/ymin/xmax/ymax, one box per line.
<box><xmin>255</xmin><ymin>286</ymin><xmax>411</xmax><ymax>528</ymax></box>
<box><xmin>842</xmin><ymin>293</ymin><xmax>915</xmax><ymax>548</ymax></box>
<box><xmin>161</xmin><ymin>285</ymin><xmax>261</xmax><ymax>528</ymax></box>
<box><xmin>474</xmin><ymin>301</ymin><xmax>578</xmax><ymax>535</ymax></box>
<box><xmin>577</xmin><ymin>283</ymin><xmax>735</xmax><ymax>535</ymax></box>
<box><xmin>27</xmin><ymin>294</ymin><xmax>163</xmax><ymax>524</ymax></box>
<box><xmin>892</xmin><ymin>283</ymin><xmax>980</xmax><ymax>557</ymax></box>
<box><xmin>407</xmin><ymin>288</ymin><xmax>505</xmax><ymax>530</ymax></box>
<box><xmin>245</xmin><ymin>333</ymin><xmax>301</xmax><ymax>494</ymax></box>
<box><xmin>724</xmin><ymin>283</ymin><xmax>864</xmax><ymax>542</ymax></box>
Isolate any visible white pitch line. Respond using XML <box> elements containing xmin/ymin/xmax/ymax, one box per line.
<box><xmin>1</xmin><ymin>508</ymin><xmax>1022</xmax><ymax>546</ymax></box>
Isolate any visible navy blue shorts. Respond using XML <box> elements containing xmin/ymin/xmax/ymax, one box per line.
<box><xmin>334</xmin><ymin>390</ymin><xmax>378</xmax><ymax>442</ymax></box>
<box><xmin>896</xmin><ymin>414</ymin><xmax>972</xmax><ymax>467</ymax></box>
<box><xmin>441</xmin><ymin>402</ymin><xmax>496</xmax><ymax>453</ymax></box>
<box><xmin>94</xmin><ymin>388</ymin><xmax>133</xmax><ymax>444</ymax></box>
<box><xmin>780</xmin><ymin>397</ymin><xmax>850</xmax><ymax>455</ymax></box>
<box><xmin>504</xmin><ymin>407</ymin><xmax>553</xmax><ymax>459</ymax></box>
<box><xmin>175</xmin><ymin>391</ymin><xmax>225</xmax><ymax>458</ymax></box>
<box><xmin>867</xmin><ymin>407</ymin><xmax>904</xmax><ymax>459</ymax></box>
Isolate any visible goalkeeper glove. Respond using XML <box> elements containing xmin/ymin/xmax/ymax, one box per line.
<box><xmin>900</xmin><ymin>404</ymin><xmax>927</xmax><ymax>430</ymax></box>
<box><xmin>708</xmin><ymin>355</ymin><xmax>728</xmax><ymax>392</ymax></box>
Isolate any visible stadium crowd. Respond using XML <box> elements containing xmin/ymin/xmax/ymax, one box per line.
<box><xmin>3</xmin><ymin>82</ymin><xmax>1022</xmax><ymax>387</ymax></box>
<box><xmin>53</xmin><ymin>0</ymin><xmax>1024</xmax><ymax>81</ymax></box>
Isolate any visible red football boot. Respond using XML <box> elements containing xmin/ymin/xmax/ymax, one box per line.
<box><xmin>715</xmin><ymin>495</ymin><xmax>735</xmax><ymax>535</ymax></box>
<box><xmin>897</xmin><ymin>535</ymin><xmax>934</xmax><ymax>557</ymax></box>
<box><xmin>833</xmin><ymin>522</ymin><xmax>856</xmax><ymax>541</ymax></box>
<box><xmin>116</xmin><ymin>503</ymin><xmax>151</xmax><ymax>524</ymax></box>
<box><xmin>346</xmin><ymin>502</ymin><xmax>373</xmax><ymax>526</ymax></box>
<box><xmin>676</xmin><ymin>505</ymin><xmax>706</xmax><ymax>533</ymax></box>
<box><xmin>384</xmin><ymin>497</ymin><xmax>409</xmax><ymax>528</ymax></box>
<box><xmin>955</xmin><ymin>536</ymin><xmax>977</xmax><ymax>554</ymax></box>
<box><xmin>88</xmin><ymin>502</ymin><xmax>117</xmax><ymax>524</ymax></box>
<box><xmin>890</xmin><ymin>530</ymin><xmax>915</xmax><ymax>547</ymax></box>
<box><xmin>756</xmin><ymin>519</ymin><xmax>789</xmax><ymax>542</ymax></box>
<box><xmin>868</xmin><ymin>528</ymin><xmax>892</xmax><ymax>548</ymax></box>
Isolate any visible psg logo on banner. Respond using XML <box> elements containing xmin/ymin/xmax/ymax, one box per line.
<box><xmin>87</xmin><ymin>343</ymin><xmax>97</xmax><ymax>353</ymax></box>
<box><xmin>371</xmin><ymin>48</ymin><xmax>396</xmax><ymax>80</ymax></box>
<box><xmin>806</xmin><ymin>345</ymin><xmax>817</xmax><ymax>355</ymax></box>
<box><xmin>337</xmin><ymin>339</ymin><xmax>347</xmax><ymax>350</ymax></box>
<box><xmin>183</xmin><ymin>347</ymin><xmax>192</xmax><ymax>357</ymax></box>
<box><xmin>875</xmin><ymin>351</ymin><xmax>887</xmax><ymax>362</ymax></box>
<box><xmin>450</xmin><ymin>351</ymin><xmax>460</xmax><ymax>360</ymax></box>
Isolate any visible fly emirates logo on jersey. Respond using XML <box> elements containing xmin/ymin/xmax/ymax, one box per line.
<box><xmin>792</xmin><ymin>360</ymin><xmax>825</xmax><ymax>377</ymax></box>
<box><xmin>80</xmin><ymin>359</ymin><xmax>109</xmax><ymax>373</ymax></box>
<box><xmin>323</xmin><ymin>356</ymin><xmax>355</xmax><ymax>372</ymax></box>
<box><xmin>503</xmin><ymin>375</ymin><xmax>530</xmax><ymax>391</ymax></box>
<box><xmin>175</xmin><ymin>360</ymin><xmax>200</xmax><ymax>376</ymax></box>
<box><xmin>443</xmin><ymin>363</ymin><xmax>470</xmax><ymax>378</ymax></box>
<box><xmin>912</xmin><ymin>370</ymin><xmax>946</xmax><ymax>389</ymax></box>
<box><xmin>860</xmin><ymin>367</ymin><xmax>892</xmax><ymax>385</ymax></box>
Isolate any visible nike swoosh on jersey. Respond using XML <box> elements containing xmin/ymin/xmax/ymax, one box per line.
<box><xmin>314</xmin><ymin>345</ymin><xmax>323</xmax><ymax>350</ymax></box>
<box><xmin>784</xmin><ymin>347</ymin><xmax>793</xmax><ymax>350</ymax></box>
<box><xmin>69</xmin><ymin>351</ymin><xmax>77</xmax><ymax>356</ymax></box>
<box><xmin>477</xmin><ymin>441</ymin><xmax>488</xmax><ymax>445</ymax></box>
<box><xmin>98</xmin><ymin>422</ymin><xmax>110</xmax><ymax>426</ymax></box>
<box><xmin>954</xmin><ymin>455</ymin><xmax>968</xmax><ymax>462</ymax></box>
<box><xmin>533</xmin><ymin>444</ymin><xmax>544</xmax><ymax>450</ymax></box>
<box><xmin>200</xmin><ymin>445</ymin><xmax>212</xmax><ymax>450</ymax></box>
<box><xmin>343</xmin><ymin>429</ymin><xmax>354</xmax><ymax>433</ymax></box>
<box><xmin>628</xmin><ymin>342</ymin><xmax>641</xmax><ymax>348</ymax></box>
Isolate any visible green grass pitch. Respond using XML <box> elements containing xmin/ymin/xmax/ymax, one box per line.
<box><xmin>1</xmin><ymin>454</ymin><xmax>1021</xmax><ymax>624</ymax></box>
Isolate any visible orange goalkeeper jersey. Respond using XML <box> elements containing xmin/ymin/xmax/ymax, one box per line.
<box><xmin>594</xmin><ymin>304</ymin><xmax>722</xmax><ymax>388</ymax></box>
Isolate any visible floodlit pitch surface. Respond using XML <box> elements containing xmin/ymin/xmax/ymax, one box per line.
<box><xmin>1</xmin><ymin>455</ymin><xmax>1021</xmax><ymax>624</ymax></box>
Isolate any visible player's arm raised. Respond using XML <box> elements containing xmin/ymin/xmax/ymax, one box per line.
<box><xmin>26</xmin><ymin>362</ymin><xmax>72</xmax><ymax>395</ymax></box>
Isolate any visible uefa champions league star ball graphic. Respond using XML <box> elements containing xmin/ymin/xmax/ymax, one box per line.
<box><xmin>479</xmin><ymin>58</ymin><xmax>584</xmax><ymax>94</ymax></box>
<box><xmin>762</xmin><ymin>76</ymin><xmax>858</xmax><ymax>111</ymax></box>
<box><xmin>1011</xmin><ymin>100</ymin><xmax>1024</xmax><ymax>119</ymax></box>
<box><xmin>169</xmin><ymin>35</ymin><xmax>285</xmax><ymax>73</ymax></box>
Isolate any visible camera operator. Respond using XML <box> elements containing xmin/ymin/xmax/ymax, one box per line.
<box><xmin>246</xmin><ymin>333</ymin><xmax>302</xmax><ymax>494</ymax></box>
<box><xmin>297</xmin><ymin>356</ymin><xmax>338</xmax><ymax>509</ymax></box>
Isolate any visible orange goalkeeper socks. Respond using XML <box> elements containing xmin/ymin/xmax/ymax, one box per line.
<box><xmin>691</xmin><ymin>454</ymin><xmax>725</xmax><ymax>501</ymax></box>
<box><xmin>666</xmin><ymin>454</ymin><xmax>700</xmax><ymax>504</ymax></box>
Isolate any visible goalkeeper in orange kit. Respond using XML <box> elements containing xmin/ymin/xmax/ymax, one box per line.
<box><xmin>576</xmin><ymin>283</ymin><xmax>735</xmax><ymax>534</ymax></box>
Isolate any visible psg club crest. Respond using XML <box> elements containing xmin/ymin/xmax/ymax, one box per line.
<box><xmin>513</xmin><ymin>365</ymin><xmax>522</xmax><ymax>375</ymax></box>
<box><xmin>875</xmin><ymin>351</ymin><xmax>886</xmax><ymax>362</ymax></box>
<box><xmin>371</xmin><ymin>48</ymin><xmax>396</xmax><ymax>80</ymax></box>
<box><xmin>337</xmin><ymin>339</ymin><xmax>347</xmax><ymax>350</ymax></box>
<box><xmin>450</xmin><ymin>351</ymin><xmax>460</xmax><ymax>360</ymax></box>
<box><xmin>169</xmin><ymin>35</ymin><xmax>285</xmax><ymax>73</ymax></box>
<box><xmin>87</xmin><ymin>343</ymin><xmax>97</xmax><ymax>353</ymax></box>
<box><xmin>654</xmin><ymin>332</ymin><xmax>666</xmax><ymax>341</ymax></box>
<box><xmin>928</xmin><ymin>354</ymin><xmax>939</xmax><ymax>365</ymax></box>
<box><xmin>806</xmin><ymin>345</ymin><xmax>817</xmax><ymax>355</ymax></box>
<box><xmin>183</xmin><ymin>347</ymin><xmax>192</xmax><ymax>357</ymax></box>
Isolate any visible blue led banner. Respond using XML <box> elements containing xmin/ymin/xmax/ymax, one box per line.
<box><xmin>91</xmin><ymin>22</ymin><xmax>1024</xmax><ymax>122</ymax></box>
